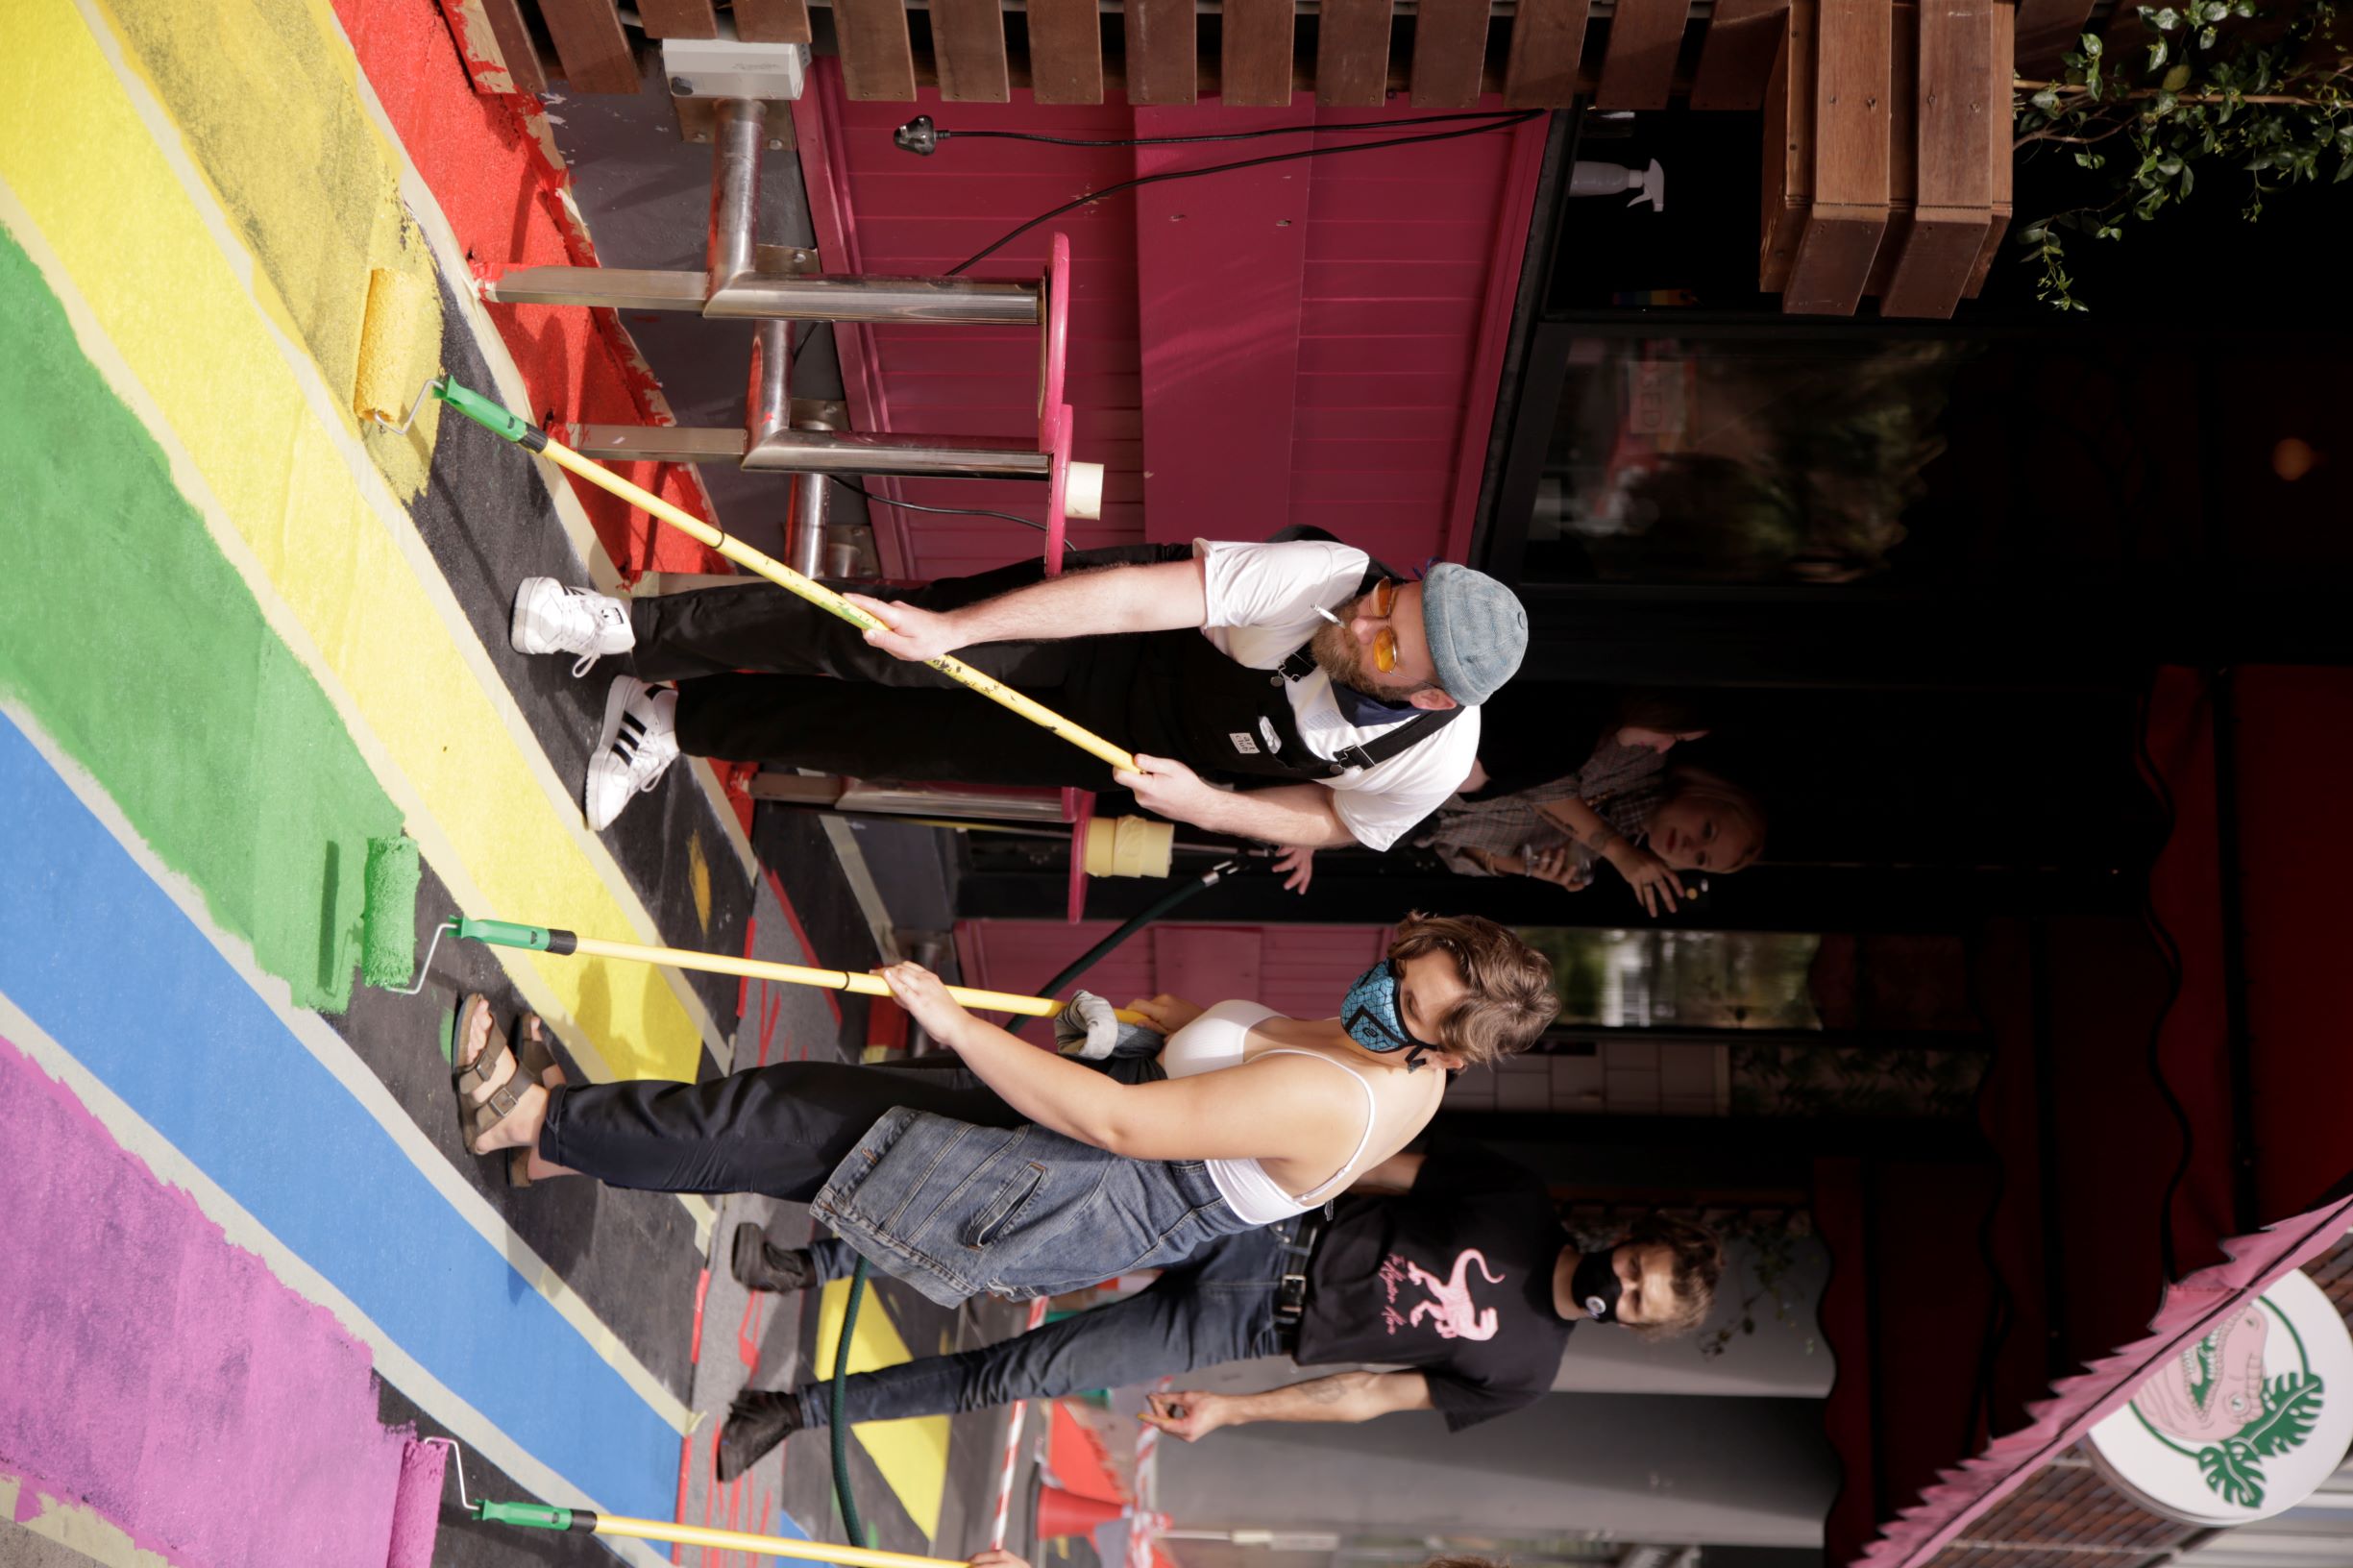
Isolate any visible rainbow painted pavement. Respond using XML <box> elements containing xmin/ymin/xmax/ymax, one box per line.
<box><xmin>0</xmin><ymin>2</ymin><xmax>963</xmax><ymax>1562</ymax></box>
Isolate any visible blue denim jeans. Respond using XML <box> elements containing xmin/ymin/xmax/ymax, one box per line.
<box><xmin>812</xmin><ymin>1108</ymin><xmax>1263</xmax><ymax>1307</ymax></box>
<box><xmin>787</xmin><ymin>1221</ymin><xmax>1300</xmax><ymax>1427</ymax></box>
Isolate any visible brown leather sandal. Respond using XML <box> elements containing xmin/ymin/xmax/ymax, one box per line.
<box><xmin>452</xmin><ymin>994</ymin><xmax>528</xmax><ymax>1156</ymax></box>
<box><xmin>506</xmin><ymin>1016</ymin><xmax>562</xmax><ymax>1188</ymax></box>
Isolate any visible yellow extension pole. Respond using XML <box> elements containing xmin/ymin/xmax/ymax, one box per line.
<box><xmin>452</xmin><ymin>917</ymin><xmax>1145</xmax><ymax>1023</ymax></box>
<box><xmin>592</xmin><ymin>1513</ymin><xmax>964</xmax><ymax>1568</ymax></box>
<box><xmin>531</xmin><ymin>439</ymin><xmax>1139</xmax><ymax>773</ymax></box>
<box><xmin>567</xmin><ymin>933</ymin><xmax>1145</xmax><ymax>1022</ymax></box>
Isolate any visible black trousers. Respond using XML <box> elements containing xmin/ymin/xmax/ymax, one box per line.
<box><xmin>536</xmin><ymin>1058</ymin><xmax>1022</xmax><ymax>1200</ymax></box>
<box><xmin>632</xmin><ymin>556</ymin><xmax>1166</xmax><ymax>788</ymax></box>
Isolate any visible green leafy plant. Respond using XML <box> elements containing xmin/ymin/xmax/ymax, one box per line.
<box><xmin>2012</xmin><ymin>1</ymin><xmax>2351</xmax><ymax>309</ymax></box>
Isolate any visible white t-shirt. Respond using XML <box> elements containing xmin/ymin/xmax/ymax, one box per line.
<box><xmin>1192</xmin><ymin>538</ymin><xmax>1482</xmax><ymax>851</ymax></box>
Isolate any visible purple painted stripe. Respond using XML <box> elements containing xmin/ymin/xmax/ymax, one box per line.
<box><xmin>0</xmin><ymin>1033</ymin><xmax>411</xmax><ymax>1568</ymax></box>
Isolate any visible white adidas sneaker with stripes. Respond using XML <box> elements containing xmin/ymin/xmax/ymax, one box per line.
<box><xmin>511</xmin><ymin>576</ymin><xmax>634</xmax><ymax>677</ymax></box>
<box><xmin>584</xmin><ymin>676</ymin><xmax>679</xmax><ymax>831</ymax></box>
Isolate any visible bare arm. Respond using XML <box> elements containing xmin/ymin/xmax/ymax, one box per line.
<box><xmin>878</xmin><ymin>965</ymin><xmax>1354</xmax><ymax>1164</ymax></box>
<box><xmin>1535</xmin><ymin>796</ymin><xmax>1683</xmax><ymax>916</ymax></box>
<box><xmin>1140</xmin><ymin>1373</ymin><xmax>1434</xmax><ymax>1440</ymax></box>
<box><xmin>848</xmin><ymin>558</ymin><xmax>1209</xmax><ymax>663</ymax></box>
<box><xmin>1534</xmin><ymin>795</ymin><xmax>1623</xmax><ymax>857</ymax></box>
<box><xmin>1348</xmin><ymin>1150</ymin><xmax>1427</xmax><ymax>1194</ymax></box>
<box><xmin>1115</xmin><ymin>767</ymin><xmax>1357</xmax><ymax>847</ymax></box>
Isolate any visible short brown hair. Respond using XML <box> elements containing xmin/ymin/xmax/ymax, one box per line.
<box><xmin>1386</xmin><ymin>913</ymin><xmax>1559</xmax><ymax>1067</ymax></box>
<box><xmin>1619</xmin><ymin>1213</ymin><xmax>1725</xmax><ymax>1339</ymax></box>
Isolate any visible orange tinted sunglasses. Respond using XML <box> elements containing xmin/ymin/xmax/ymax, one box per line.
<box><xmin>1365</xmin><ymin>578</ymin><xmax>1401</xmax><ymax>673</ymax></box>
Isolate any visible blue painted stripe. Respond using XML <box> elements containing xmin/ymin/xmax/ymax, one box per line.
<box><xmin>0</xmin><ymin>709</ymin><xmax>678</xmax><ymax>1519</ymax></box>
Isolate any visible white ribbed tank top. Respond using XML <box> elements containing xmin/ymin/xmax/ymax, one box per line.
<box><xmin>1160</xmin><ymin>1000</ymin><xmax>1379</xmax><ymax>1225</ymax></box>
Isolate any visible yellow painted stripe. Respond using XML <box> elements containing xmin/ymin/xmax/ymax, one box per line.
<box><xmin>0</xmin><ymin>1470</ymin><xmax>177</xmax><ymax>1568</ymax></box>
<box><xmin>86</xmin><ymin>0</ymin><xmax>446</xmax><ymax>502</ymax></box>
<box><xmin>815</xmin><ymin>1280</ymin><xmax>952</xmax><ymax>1539</ymax></box>
<box><xmin>0</xmin><ymin>0</ymin><xmax>707</xmax><ymax>1084</ymax></box>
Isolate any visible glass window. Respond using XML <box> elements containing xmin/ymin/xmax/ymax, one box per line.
<box><xmin>1496</xmin><ymin>929</ymin><xmax>1984</xmax><ymax>1120</ymax></box>
<box><xmin>1522</xmin><ymin>338</ymin><xmax>1971</xmax><ymax>585</ymax></box>
<box><xmin>1517</xmin><ymin>928</ymin><xmax>1824</xmax><ymax>1029</ymax></box>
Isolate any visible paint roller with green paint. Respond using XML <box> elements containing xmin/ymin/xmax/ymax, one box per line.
<box><xmin>356</xmin><ymin>835</ymin><xmax>421</xmax><ymax>990</ymax></box>
<box><xmin>358</xmin><ymin>372</ymin><xmax>1138</xmax><ymax>774</ymax></box>
<box><xmin>429</xmin><ymin>913</ymin><xmax>1147</xmax><ymax>1022</ymax></box>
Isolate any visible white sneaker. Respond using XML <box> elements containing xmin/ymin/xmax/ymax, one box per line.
<box><xmin>511</xmin><ymin>577</ymin><xmax>634</xmax><ymax>676</ymax></box>
<box><xmin>584</xmin><ymin>676</ymin><xmax>679</xmax><ymax>831</ymax></box>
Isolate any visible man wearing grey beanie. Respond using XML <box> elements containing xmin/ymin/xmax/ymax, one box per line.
<box><xmin>511</xmin><ymin>537</ymin><xmax>1529</xmax><ymax>848</ymax></box>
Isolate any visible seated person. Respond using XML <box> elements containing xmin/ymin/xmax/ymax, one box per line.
<box><xmin>1424</xmin><ymin>759</ymin><xmax>1766</xmax><ymax>918</ymax></box>
<box><xmin>1273</xmin><ymin>689</ymin><xmax>1753</xmax><ymax>918</ymax></box>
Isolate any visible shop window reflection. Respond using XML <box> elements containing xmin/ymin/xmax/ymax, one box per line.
<box><xmin>1454</xmin><ymin>929</ymin><xmax>1982</xmax><ymax>1121</ymax></box>
<box><xmin>1525</xmin><ymin>338</ymin><xmax>1970</xmax><ymax>585</ymax></box>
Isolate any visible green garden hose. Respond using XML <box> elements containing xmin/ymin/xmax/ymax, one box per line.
<box><xmin>831</xmin><ymin>1257</ymin><xmax>871</xmax><ymax>1546</ymax></box>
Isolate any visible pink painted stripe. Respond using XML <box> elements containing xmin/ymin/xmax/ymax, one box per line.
<box><xmin>0</xmin><ymin>1034</ymin><xmax>412</xmax><ymax>1568</ymax></box>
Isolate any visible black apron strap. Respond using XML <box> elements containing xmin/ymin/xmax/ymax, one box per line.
<box><xmin>1326</xmin><ymin>707</ymin><xmax>1462</xmax><ymax>772</ymax></box>
<box><xmin>1274</xmin><ymin>637</ymin><xmax>1463</xmax><ymax>775</ymax></box>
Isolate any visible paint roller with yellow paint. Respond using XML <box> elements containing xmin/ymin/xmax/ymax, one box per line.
<box><xmin>352</xmin><ymin>266</ymin><xmax>441</xmax><ymax>451</ymax></box>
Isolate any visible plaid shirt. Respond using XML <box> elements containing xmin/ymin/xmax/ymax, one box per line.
<box><xmin>1417</xmin><ymin>741</ymin><xmax>1668</xmax><ymax>883</ymax></box>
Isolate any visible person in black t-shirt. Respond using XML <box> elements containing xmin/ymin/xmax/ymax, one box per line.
<box><xmin>713</xmin><ymin>1139</ymin><xmax>1724</xmax><ymax>1477</ymax></box>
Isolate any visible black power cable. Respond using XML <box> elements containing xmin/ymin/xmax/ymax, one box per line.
<box><xmin>791</xmin><ymin>108</ymin><xmax>1544</xmax><ymax>529</ymax></box>
<box><xmin>895</xmin><ymin>108</ymin><xmax>1536</xmax><ymax>154</ymax></box>
<box><xmin>824</xmin><ymin>473</ymin><xmax>1051</xmax><ymax>538</ymax></box>
<box><xmin>939</xmin><ymin>110</ymin><xmax>1545</xmax><ymax>275</ymax></box>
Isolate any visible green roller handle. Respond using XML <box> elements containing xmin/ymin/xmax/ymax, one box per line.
<box><xmin>474</xmin><ymin>1499</ymin><xmax>587</xmax><ymax>1531</ymax></box>
<box><xmin>454</xmin><ymin>916</ymin><xmax>567</xmax><ymax>952</ymax></box>
<box><xmin>433</xmin><ymin>377</ymin><xmax>545</xmax><ymax>448</ymax></box>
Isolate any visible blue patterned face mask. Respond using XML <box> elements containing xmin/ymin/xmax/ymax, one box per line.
<box><xmin>1340</xmin><ymin>959</ymin><xmax>1438</xmax><ymax>1070</ymax></box>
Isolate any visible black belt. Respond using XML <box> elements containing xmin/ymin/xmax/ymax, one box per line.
<box><xmin>1271</xmin><ymin>1209</ymin><xmax>1329</xmax><ymax>1353</ymax></box>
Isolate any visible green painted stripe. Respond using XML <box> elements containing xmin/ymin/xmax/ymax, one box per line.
<box><xmin>0</xmin><ymin>221</ymin><xmax>403</xmax><ymax>1012</ymax></box>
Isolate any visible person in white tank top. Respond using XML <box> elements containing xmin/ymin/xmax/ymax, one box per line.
<box><xmin>875</xmin><ymin>913</ymin><xmax>1561</xmax><ymax>1223</ymax></box>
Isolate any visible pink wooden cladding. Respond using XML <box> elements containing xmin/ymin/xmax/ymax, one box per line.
<box><xmin>1135</xmin><ymin>105</ymin><xmax>1317</xmax><ymax>545</ymax></box>
<box><xmin>957</xmin><ymin>920</ymin><xmax>1393</xmax><ymax>1015</ymax></box>
<box><xmin>804</xmin><ymin>67</ymin><xmax>1543</xmax><ymax>580</ymax></box>
<box><xmin>811</xmin><ymin>85</ymin><xmax>1145</xmax><ymax>576</ymax></box>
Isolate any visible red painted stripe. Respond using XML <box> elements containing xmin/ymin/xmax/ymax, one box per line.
<box><xmin>762</xmin><ymin>868</ymin><xmax>843</xmax><ymax>1028</ymax></box>
<box><xmin>738</xmin><ymin>914</ymin><xmax>758</xmax><ymax>1019</ymax></box>
<box><xmin>689</xmin><ymin>1265</ymin><xmax>712</xmax><ymax>1365</ymax></box>
<box><xmin>331</xmin><ymin>0</ymin><xmax>728</xmax><ymax>577</ymax></box>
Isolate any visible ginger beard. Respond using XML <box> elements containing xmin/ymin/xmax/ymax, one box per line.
<box><xmin>1310</xmin><ymin>596</ymin><xmax>1437</xmax><ymax>702</ymax></box>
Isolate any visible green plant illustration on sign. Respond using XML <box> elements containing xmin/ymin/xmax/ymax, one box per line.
<box><xmin>2132</xmin><ymin>1297</ymin><xmax>2324</xmax><ymax>1509</ymax></box>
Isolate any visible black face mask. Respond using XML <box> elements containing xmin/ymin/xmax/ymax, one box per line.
<box><xmin>1571</xmin><ymin>1247</ymin><xmax>1624</xmax><ymax>1324</ymax></box>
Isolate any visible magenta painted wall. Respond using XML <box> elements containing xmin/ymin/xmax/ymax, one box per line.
<box><xmin>792</xmin><ymin>74</ymin><xmax>1547</xmax><ymax>577</ymax></box>
<box><xmin>956</xmin><ymin>919</ymin><xmax>1391</xmax><ymax>1014</ymax></box>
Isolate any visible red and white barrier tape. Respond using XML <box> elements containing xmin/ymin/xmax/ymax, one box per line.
<box><xmin>987</xmin><ymin>1298</ymin><xmax>1054</xmax><ymax>1549</ymax></box>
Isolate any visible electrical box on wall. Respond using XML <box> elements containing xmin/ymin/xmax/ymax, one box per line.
<box><xmin>659</xmin><ymin>37</ymin><xmax>809</xmax><ymax>103</ymax></box>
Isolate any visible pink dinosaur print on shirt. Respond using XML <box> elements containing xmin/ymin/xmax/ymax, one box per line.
<box><xmin>1380</xmin><ymin>1248</ymin><xmax>1507</xmax><ymax>1340</ymax></box>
